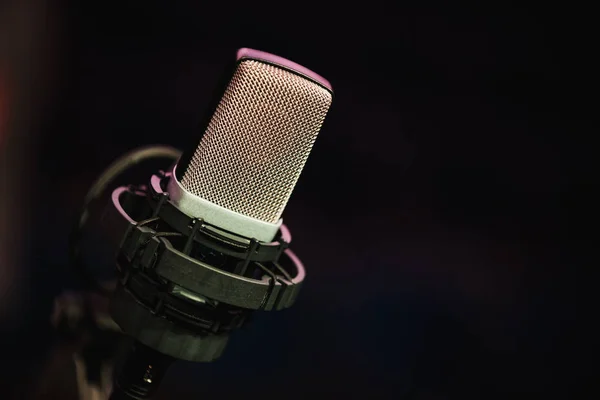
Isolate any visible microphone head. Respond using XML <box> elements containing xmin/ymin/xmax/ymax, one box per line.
<box><xmin>169</xmin><ymin>48</ymin><xmax>333</xmax><ymax>241</ymax></box>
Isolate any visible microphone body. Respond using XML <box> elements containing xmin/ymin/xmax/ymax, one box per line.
<box><xmin>100</xmin><ymin>48</ymin><xmax>333</xmax><ymax>398</ymax></box>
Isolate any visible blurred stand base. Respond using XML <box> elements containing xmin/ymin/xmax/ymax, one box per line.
<box><xmin>22</xmin><ymin>290</ymin><xmax>124</xmax><ymax>400</ymax></box>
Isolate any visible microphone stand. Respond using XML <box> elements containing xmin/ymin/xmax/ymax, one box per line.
<box><xmin>46</xmin><ymin>290</ymin><xmax>120</xmax><ymax>400</ymax></box>
<box><xmin>48</xmin><ymin>290</ymin><xmax>171</xmax><ymax>400</ymax></box>
<box><xmin>108</xmin><ymin>342</ymin><xmax>173</xmax><ymax>400</ymax></box>
<box><xmin>68</xmin><ymin>145</ymin><xmax>305</xmax><ymax>399</ymax></box>
<box><xmin>65</xmin><ymin>146</ymin><xmax>184</xmax><ymax>400</ymax></box>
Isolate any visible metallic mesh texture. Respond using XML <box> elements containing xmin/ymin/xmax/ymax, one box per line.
<box><xmin>180</xmin><ymin>59</ymin><xmax>332</xmax><ymax>223</ymax></box>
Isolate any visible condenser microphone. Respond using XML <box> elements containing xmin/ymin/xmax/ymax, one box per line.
<box><xmin>100</xmin><ymin>48</ymin><xmax>333</xmax><ymax>399</ymax></box>
<box><xmin>169</xmin><ymin>48</ymin><xmax>333</xmax><ymax>241</ymax></box>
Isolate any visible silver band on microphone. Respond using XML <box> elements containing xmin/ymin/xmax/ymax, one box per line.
<box><xmin>166</xmin><ymin>164</ymin><xmax>282</xmax><ymax>242</ymax></box>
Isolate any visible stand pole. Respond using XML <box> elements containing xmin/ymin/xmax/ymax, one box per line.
<box><xmin>109</xmin><ymin>341</ymin><xmax>174</xmax><ymax>400</ymax></box>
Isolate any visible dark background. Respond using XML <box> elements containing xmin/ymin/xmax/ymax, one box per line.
<box><xmin>1</xmin><ymin>1</ymin><xmax>590</xmax><ymax>399</ymax></box>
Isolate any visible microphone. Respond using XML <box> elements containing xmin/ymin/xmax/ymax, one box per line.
<box><xmin>170</xmin><ymin>47</ymin><xmax>333</xmax><ymax>241</ymax></box>
<box><xmin>100</xmin><ymin>48</ymin><xmax>333</xmax><ymax>399</ymax></box>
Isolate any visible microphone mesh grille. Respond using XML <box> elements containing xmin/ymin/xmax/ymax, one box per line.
<box><xmin>180</xmin><ymin>59</ymin><xmax>332</xmax><ymax>224</ymax></box>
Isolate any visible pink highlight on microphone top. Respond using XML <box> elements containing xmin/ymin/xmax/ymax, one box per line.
<box><xmin>236</xmin><ymin>48</ymin><xmax>332</xmax><ymax>92</ymax></box>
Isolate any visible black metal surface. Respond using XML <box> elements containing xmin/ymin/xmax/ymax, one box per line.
<box><xmin>105</xmin><ymin>173</ymin><xmax>306</xmax><ymax>365</ymax></box>
<box><xmin>110</xmin><ymin>341</ymin><xmax>174</xmax><ymax>400</ymax></box>
<box><xmin>110</xmin><ymin>286</ymin><xmax>230</xmax><ymax>362</ymax></box>
<box><xmin>106</xmin><ymin>183</ymin><xmax>305</xmax><ymax>312</ymax></box>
